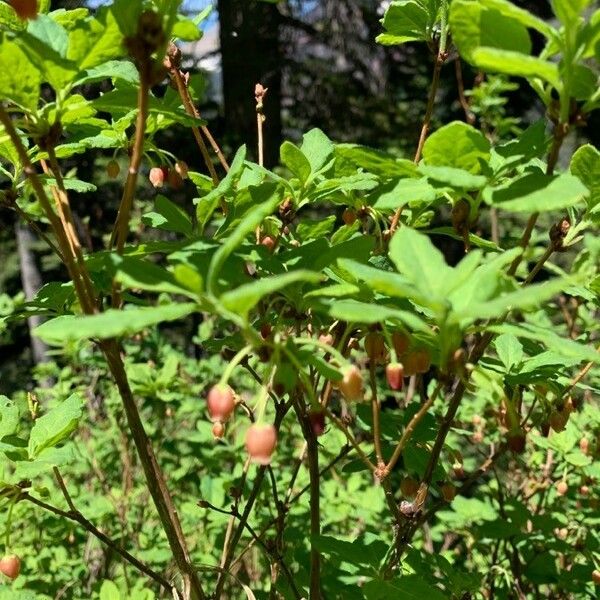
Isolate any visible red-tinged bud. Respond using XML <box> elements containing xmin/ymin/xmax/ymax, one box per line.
<box><xmin>260</xmin><ymin>323</ymin><xmax>272</xmax><ymax>339</ymax></box>
<box><xmin>413</xmin><ymin>348</ymin><xmax>431</xmax><ymax>373</ymax></box>
<box><xmin>10</xmin><ymin>0</ymin><xmax>37</xmax><ymax>20</ymax></box>
<box><xmin>106</xmin><ymin>159</ymin><xmax>120</xmax><ymax>179</ymax></box>
<box><xmin>168</xmin><ymin>168</ymin><xmax>184</xmax><ymax>190</ymax></box>
<box><xmin>309</xmin><ymin>410</ymin><xmax>326</xmax><ymax>437</ymax></box>
<box><xmin>261</xmin><ymin>236</ymin><xmax>276</xmax><ymax>252</ymax></box>
<box><xmin>342</xmin><ymin>208</ymin><xmax>357</xmax><ymax>225</ymax></box>
<box><xmin>507</xmin><ymin>430</ymin><xmax>526</xmax><ymax>453</ymax></box>
<box><xmin>549</xmin><ymin>410</ymin><xmax>568</xmax><ymax>432</ymax></box>
<box><xmin>364</xmin><ymin>331</ymin><xmax>386</xmax><ymax>363</ymax></box>
<box><xmin>392</xmin><ymin>331</ymin><xmax>410</xmax><ymax>357</ymax></box>
<box><xmin>0</xmin><ymin>555</ymin><xmax>20</xmax><ymax>580</ymax></box>
<box><xmin>580</xmin><ymin>438</ymin><xmax>589</xmax><ymax>454</ymax></box>
<box><xmin>592</xmin><ymin>570</ymin><xmax>600</xmax><ymax>585</ymax></box>
<box><xmin>318</xmin><ymin>332</ymin><xmax>334</xmax><ymax>347</ymax></box>
<box><xmin>212</xmin><ymin>421</ymin><xmax>225</xmax><ymax>439</ymax></box>
<box><xmin>385</xmin><ymin>362</ymin><xmax>404</xmax><ymax>391</ymax></box>
<box><xmin>245</xmin><ymin>424</ymin><xmax>277</xmax><ymax>465</ymax></box>
<box><xmin>338</xmin><ymin>365</ymin><xmax>363</xmax><ymax>402</ymax></box>
<box><xmin>441</xmin><ymin>483</ymin><xmax>456</xmax><ymax>502</ymax></box>
<box><xmin>207</xmin><ymin>384</ymin><xmax>236</xmax><ymax>422</ymax></box>
<box><xmin>556</xmin><ymin>481</ymin><xmax>568</xmax><ymax>496</ymax></box>
<box><xmin>149</xmin><ymin>167</ymin><xmax>165</xmax><ymax>188</ymax></box>
<box><xmin>540</xmin><ymin>421</ymin><xmax>550</xmax><ymax>437</ymax></box>
<box><xmin>471</xmin><ymin>430</ymin><xmax>484</xmax><ymax>444</ymax></box>
<box><xmin>175</xmin><ymin>160</ymin><xmax>189</xmax><ymax>179</ymax></box>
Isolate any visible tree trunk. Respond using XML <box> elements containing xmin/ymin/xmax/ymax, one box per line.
<box><xmin>217</xmin><ymin>0</ymin><xmax>282</xmax><ymax>167</ymax></box>
<box><xmin>15</xmin><ymin>223</ymin><xmax>48</xmax><ymax>364</ymax></box>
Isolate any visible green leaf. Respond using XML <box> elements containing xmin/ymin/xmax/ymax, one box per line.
<box><xmin>0</xmin><ymin>396</ymin><xmax>19</xmax><ymax>439</ymax></box>
<box><xmin>422</xmin><ymin>121</ymin><xmax>491</xmax><ymax>173</ymax></box>
<box><xmin>300</xmin><ymin>128</ymin><xmax>334</xmax><ymax>172</ymax></box>
<box><xmin>372</xmin><ymin>178</ymin><xmax>436</xmax><ymax>210</ymax></box>
<box><xmin>327</xmin><ymin>299</ymin><xmax>430</xmax><ymax>332</ymax></box>
<box><xmin>450</xmin><ymin>0</ymin><xmax>559</xmax><ymax>86</ymax></box>
<box><xmin>484</xmin><ymin>172</ymin><xmax>589</xmax><ymax>212</ymax></box>
<box><xmin>172</xmin><ymin>16</ymin><xmax>202</xmax><ymax>41</ymax></box>
<box><xmin>296</xmin><ymin>216</ymin><xmax>336</xmax><ymax>240</ymax></box>
<box><xmin>471</xmin><ymin>48</ymin><xmax>559</xmax><ymax>87</ymax></box>
<box><xmin>195</xmin><ymin>145</ymin><xmax>246</xmax><ymax>230</ymax></box>
<box><xmin>484</xmin><ymin>323</ymin><xmax>600</xmax><ymax>364</ymax></box>
<box><xmin>446</xmin><ymin>248</ymin><xmax>522</xmax><ymax>313</ymax></box>
<box><xmin>419</xmin><ymin>165</ymin><xmax>487</xmax><ymax>189</ymax></box>
<box><xmin>377</xmin><ymin>0</ymin><xmax>430</xmax><ymax>45</ymax></box>
<box><xmin>280</xmin><ymin>141</ymin><xmax>311</xmax><ymax>183</ymax></box>
<box><xmin>450</xmin><ymin>0</ymin><xmax>533</xmax><ymax>60</ymax></box>
<box><xmin>67</xmin><ymin>9</ymin><xmax>124</xmax><ymax>71</ymax></box>
<box><xmin>494</xmin><ymin>333</ymin><xmax>524</xmax><ymax>372</ymax></box>
<box><xmin>28</xmin><ymin>394</ymin><xmax>84</xmax><ymax>458</ymax></box>
<box><xmin>220</xmin><ymin>271</ymin><xmax>322</xmax><ymax>320</ymax></box>
<box><xmin>42</xmin><ymin>176</ymin><xmax>97</xmax><ymax>193</ymax></box>
<box><xmin>19</xmin><ymin>15</ymin><xmax>78</xmax><ymax>90</ymax></box>
<box><xmin>0</xmin><ymin>2</ymin><xmax>27</xmax><ymax>31</ymax></box>
<box><xmin>142</xmin><ymin>195</ymin><xmax>193</xmax><ymax>237</ymax></box>
<box><xmin>310</xmin><ymin>173</ymin><xmax>379</xmax><ymax>201</ymax></box>
<box><xmin>0</xmin><ymin>40</ymin><xmax>42</xmax><ymax>111</ymax></box>
<box><xmin>335</xmin><ymin>144</ymin><xmax>418</xmax><ymax>178</ymax></box>
<box><xmin>388</xmin><ymin>227</ymin><xmax>452</xmax><ymax>298</ymax></box>
<box><xmin>337</xmin><ymin>258</ymin><xmax>442</xmax><ymax>312</ymax></box>
<box><xmin>16</xmin><ymin>445</ymin><xmax>76</xmax><ymax>480</ymax></box>
<box><xmin>363</xmin><ymin>577</ymin><xmax>447</xmax><ymax>600</ymax></box>
<box><xmin>551</xmin><ymin>0</ymin><xmax>592</xmax><ymax>26</ymax></box>
<box><xmin>111</xmin><ymin>0</ymin><xmax>143</xmax><ymax>36</ymax></box>
<box><xmin>173</xmin><ymin>264</ymin><xmax>203</xmax><ymax>294</ymax></box>
<box><xmin>99</xmin><ymin>580</ymin><xmax>121</xmax><ymax>600</ymax></box>
<box><xmin>28</xmin><ymin>13</ymin><xmax>69</xmax><ymax>57</ymax></box>
<box><xmin>114</xmin><ymin>257</ymin><xmax>199</xmax><ymax>299</ymax></box>
<box><xmin>92</xmin><ymin>88</ymin><xmax>204</xmax><ymax>127</ymax></box>
<box><xmin>76</xmin><ymin>59</ymin><xmax>139</xmax><ymax>85</ymax></box>
<box><xmin>571</xmin><ymin>144</ymin><xmax>600</xmax><ymax>210</ymax></box>
<box><xmin>35</xmin><ymin>303</ymin><xmax>197</xmax><ymax>344</ymax></box>
<box><xmin>456</xmin><ymin>277</ymin><xmax>571</xmax><ymax>321</ymax></box>
<box><xmin>207</xmin><ymin>183</ymin><xmax>282</xmax><ymax>293</ymax></box>
<box><xmin>480</xmin><ymin>0</ymin><xmax>554</xmax><ymax>36</ymax></box>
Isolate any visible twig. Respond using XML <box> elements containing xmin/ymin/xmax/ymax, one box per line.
<box><xmin>230</xmin><ymin>445</ymin><xmax>353</xmax><ymax>571</ymax></box>
<box><xmin>4</xmin><ymin>199</ymin><xmax>63</xmax><ymax>261</ymax></box>
<box><xmin>293</xmin><ymin>396</ymin><xmax>322</xmax><ymax>599</ymax></box>
<box><xmin>324</xmin><ymin>408</ymin><xmax>376</xmax><ymax>472</ymax></box>
<box><xmin>101</xmin><ymin>339</ymin><xmax>205</xmax><ymax>600</ymax></box>
<box><xmin>0</xmin><ymin>108</ymin><xmax>94</xmax><ymax>314</ymax></box>
<box><xmin>369</xmin><ymin>362</ymin><xmax>384</xmax><ymax>466</ymax></box>
<box><xmin>109</xmin><ymin>76</ymin><xmax>150</xmax><ymax>253</ymax></box>
<box><xmin>507</xmin><ymin>121</ymin><xmax>567</xmax><ymax>277</ymax></box>
<box><xmin>383</xmin><ymin>382</ymin><xmax>443</xmax><ymax>477</ymax></box>
<box><xmin>390</xmin><ymin>46</ymin><xmax>447</xmax><ymax>234</ymax></box>
<box><xmin>455</xmin><ymin>58</ymin><xmax>475</xmax><ymax>125</ymax></box>
<box><xmin>561</xmin><ymin>345</ymin><xmax>599</xmax><ymax>398</ymax></box>
<box><xmin>219</xmin><ymin>457</ymin><xmax>252</xmax><ymax>569</ymax></box>
<box><xmin>45</xmin><ymin>149</ymin><xmax>96</xmax><ymax>310</ymax></box>
<box><xmin>165</xmin><ymin>43</ymin><xmax>229</xmax><ymax>176</ymax></box>
<box><xmin>170</xmin><ymin>67</ymin><xmax>220</xmax><ymax>185</ymax></box>
<box><xmin>213</xmin><ymin>402</ymin><xmax>290</xmax><ymax>598</ymax></box>
<box><xmin>255</xmin><ymin>84</ymin><xmax>267</xmax><ymax>168</ymax></box>
<box><xmin>17</xmin><ymin>489</ymin><xmax>171</xmax><ymax>591</ymax></box>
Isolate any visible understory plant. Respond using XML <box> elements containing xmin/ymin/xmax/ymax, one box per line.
<box><xmin>0</xmin><ymin>0</ymin><xmax>599</xmax><ymax>598</ymax></box>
